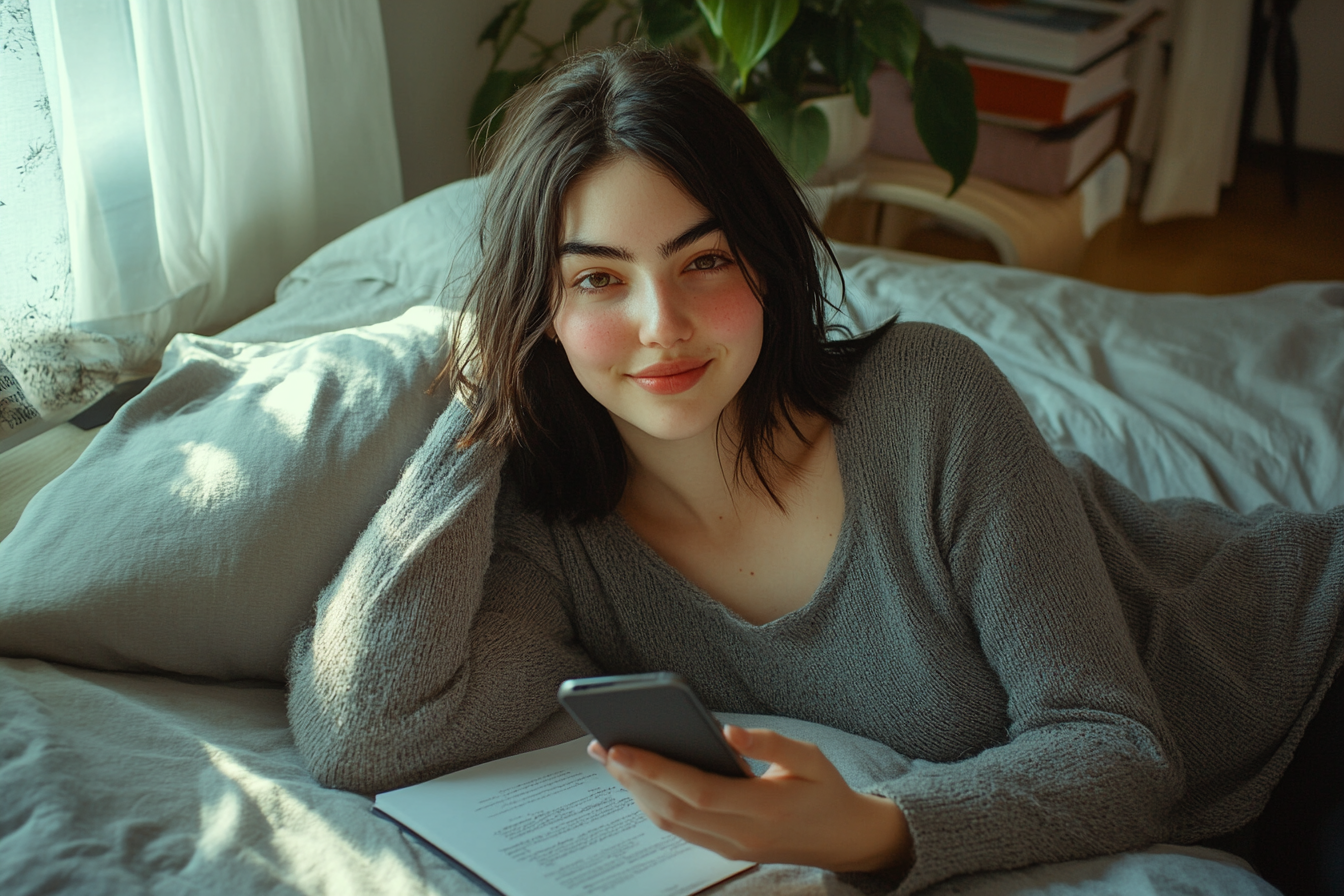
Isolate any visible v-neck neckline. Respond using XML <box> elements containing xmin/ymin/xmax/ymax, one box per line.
<box><xmin>595</xmin><ymin>419</ymin><xmax>856</xmax><ymax>631</ymax></box>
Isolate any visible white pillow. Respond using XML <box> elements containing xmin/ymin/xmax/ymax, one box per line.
<box><xmin>0</xmin><ymin>307</ymin><xmax>454</xmax><ymax>680</ymax></box>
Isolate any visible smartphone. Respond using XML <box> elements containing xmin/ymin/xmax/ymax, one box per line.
<box><xmin>557</xmin><ymin>672</ymin><xmax>753</xmax><ymax>778</ymax></box>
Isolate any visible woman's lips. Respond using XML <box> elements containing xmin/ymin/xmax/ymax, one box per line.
<box><xmin>628</xmin><ymin>359</ymin><xmax>710</xmax><ymax>395</ymax></box>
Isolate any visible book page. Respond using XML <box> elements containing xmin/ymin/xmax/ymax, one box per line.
<box><xmin>374</xmin><ymin>737</ymin><xmax>755</xmax><ymax>896</ymax></box>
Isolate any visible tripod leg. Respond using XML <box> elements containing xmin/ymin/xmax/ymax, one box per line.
<box><xmin>1240</xmin><ymin>0</ymin><xmax>1271</xmax><ymax>149</ymax></box>
<box><xmin>1270</xmin><ymin>0</ymin><xmax>1301</xmax><ymax>207</ymax></box>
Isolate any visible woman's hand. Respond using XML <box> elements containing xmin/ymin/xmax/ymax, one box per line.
<box><xmin>588</xmin><ymin>725</ymin><xmax>914</xmax><ymax>874</ymax></box>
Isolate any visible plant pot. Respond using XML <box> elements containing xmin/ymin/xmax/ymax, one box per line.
<box><xmin>805</xmin><ymin>94</ymin><xmax>873</xmax><ymax>184</ymax></box>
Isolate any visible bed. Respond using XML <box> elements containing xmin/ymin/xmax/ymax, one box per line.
<box><xmin>2</xmin><ymin>175</ymin><xmax>1341</xmax><ymax>896</ymax></box>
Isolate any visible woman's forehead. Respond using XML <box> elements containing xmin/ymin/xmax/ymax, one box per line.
<box><xmin>560</xmin><ymin>156</ymin><xmax>711</xmax><ymax>246</ymax></box>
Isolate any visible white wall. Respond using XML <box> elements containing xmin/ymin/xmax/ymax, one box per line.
<box><xmin>378</xmin><ymin>0</ymin><xmax>623</xmax><ymax>200</ymax></box>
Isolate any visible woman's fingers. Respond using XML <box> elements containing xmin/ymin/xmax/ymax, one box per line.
<box><xmin>605</xmin><ymin>743</ymin><xmax>750</xmax><ymax>814</ymax></box>
<box><xmin>622</xmin><ymin>789</ymin><xmax>755</xmax><ymax>859</ymax></box>
<box><xmin>724</xmin><ymin>725</ymin><xmax>833</xmax><ymax>780</ymax></box>
<box><xmin>594</xmin><ymin>726</ymin><xmax>837</xmax><ymax>823</ymax></box>
<box><xmin>590</xmin><ymin>729</ymin><xmax>911</xmax><ymax>872</ymax></box>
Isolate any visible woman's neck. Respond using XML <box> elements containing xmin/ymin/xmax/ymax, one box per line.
<box><xmin>614</xmin><ymin>407</ymin><xmax>844</xmax><ymax>625</ymax></box>
<box><xmin>614</xmin><ymin>408</ymin><xmax>826</xmax><ymax>532</ymax></box>
<box><xmin>616</xmin><ymin>417</ymin><xmax>740</xmax><ymax>529</ymax></box>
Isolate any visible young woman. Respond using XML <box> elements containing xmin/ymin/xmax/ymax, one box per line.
<box><xmin>287</xmin><ymin>45</ymin><xmax>1344</xmax><ymax>895</ymax></box>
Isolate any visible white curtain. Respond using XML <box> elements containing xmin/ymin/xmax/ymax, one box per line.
<box><xmin>1139</xmin><ymin>0</ymin><xmax>1255</xmax><ymax>222</ymax></box>
<box><xmin>1</xmin><ymin>0</ymin><xmax>95</xmax><ymax>439</ymax></box>
<box><xmin>1</xmin><ymin>0</ymin><xmax>401</xmax><ymax>436</ymax></box>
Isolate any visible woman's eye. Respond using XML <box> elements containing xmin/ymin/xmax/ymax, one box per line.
<box><xmin>578</xmin><ymin>272</ymin><xmax>614</xmax><ymax>290</ymax></box>
<box><xmin>689</xmin><ymin>254</ymin><xmax>729</xmax><ymax>271</ymax></box>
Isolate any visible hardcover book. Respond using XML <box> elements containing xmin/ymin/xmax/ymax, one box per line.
<box><xmin>1025</xmin><ymin>0</ymin><xmax>1153</xmax><ymax>12</ymax></box>
<box><xmin>968</xmin><ymin>42</ymin><xmax>1132</xmax><ymax>128</ymax></box>
<box><xmin>870</xmin><ymin>65</ymin><xmax>1132</xmax><ymax>195</ymax></box>
<box><xmin>923</xmin><ymin>0</ymin><xmax>1155</xmax><ymax>72</ymax></box>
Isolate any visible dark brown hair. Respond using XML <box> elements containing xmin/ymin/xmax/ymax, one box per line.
<box><xmin>438</xmin><ymin>43</ymin><xmax>882</xmax><ymax>521</ymax></box>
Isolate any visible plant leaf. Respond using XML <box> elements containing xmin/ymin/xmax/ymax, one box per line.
<box><xmin>855</xmin><ymin>0</ymin><xmax>919</xmax><ymax>81</ymax></box>
<box><xmin>807</xmin><ymin>8</ymin><xmax>853</xmax><ymax>91</ymax></box>
<box><xmin>566</xmin><ymin>0</ymin><xmax>608</xmax><ymax>43</ymax></box>
<box><xmin>492</xmin><ymin>0</ymin><xmax>533</xmax><ymax>66</ymax></box>
<box><xmin>850</xmin><ymin>41</ymin><xmax>877</xmax><ymax>116</ymax></box>
<box><xmin>762</xmin><ymin>9</ymin><xmax>815</xmax><ymax>101</ymax></box>
<box><xmin>750</xmin><ymin>98</ymin><xmax>829</xmax><ymax>183</ymax></box>
<box><xmin>695</xmin><ymin>0</ymin><xmax>724</xmax><ymax>34</ymax></box>
<box><xmin>699</xmin><ymin>0</ymin><xmax>800</xmax><ymax>90</ymax></box>
<box><xmin>478</xmin><ymin>2</ymin><xmax>517</xmax><ymax>46</ymax></box>
<box><xmin>643</xmin><ymin>0</ymin><xmax>706</xmax><ymax>46</ymax></box>
<box><xmin>912</xmin><ymin>43</ymin><xmax>977</xmax><ymax>195</ymax></box>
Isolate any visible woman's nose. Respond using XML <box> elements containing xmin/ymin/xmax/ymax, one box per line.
<box><xmin>635</xmin><ymin>278</ymin><xmax>692</xmax><ymax>347</ymax></box>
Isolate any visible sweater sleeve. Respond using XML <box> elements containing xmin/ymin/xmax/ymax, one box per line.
<box><xmin>286</xmin><ymin>400</ymin><xmax>599</xmax><ymax>794</ymax></box>
<box><xmin>858</xmin><ymin>326</ymin><xmax>1185</xmax><ymax>895</ymax></box>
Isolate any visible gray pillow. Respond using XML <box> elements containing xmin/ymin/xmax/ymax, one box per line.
<box><xmin>0</xmin><ymin>307</ymin><xmax>454</xmax><ymax>680</ymax></box>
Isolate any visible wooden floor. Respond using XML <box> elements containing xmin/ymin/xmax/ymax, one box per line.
<box><xmin>1079</xmin><ymin>145</ymin><xmax>1344</xmax><ymax>294</ymax></box>
<box><xmin>896</xmin><ymin>144</ymin><xmax>1344</xmax><ymax>295</ymax></box>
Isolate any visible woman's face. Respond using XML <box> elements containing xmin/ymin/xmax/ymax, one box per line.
<box><xmin>552</xmin><ymin>156</ymin><xmax>764</xmax><ymax>446</ymax></box>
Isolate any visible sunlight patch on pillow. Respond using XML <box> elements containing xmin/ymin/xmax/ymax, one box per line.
<box><xmin>170</xmin><ymin>441</ymin><xmax>249</xmax><ymax>510</ymax></box>
<box><xmin>0</xmin><ymin>306</ymin><xmax>458</xmax><ymax>680</ymax></box>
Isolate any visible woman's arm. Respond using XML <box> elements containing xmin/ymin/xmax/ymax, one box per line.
<box><xmin>287</xmin><ymin>400</ymin><xmax>598</xmax><ymax>794</ymax></box>
<box><xmin>858</xmin><ymin>324</ymin><xmax>1185</xmax><ymax>893</ymax></box>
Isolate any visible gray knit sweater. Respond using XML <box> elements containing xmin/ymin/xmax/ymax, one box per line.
<box><xmin>288</xmin><ymin>322</ymin><xmax>1344</xmax><ymax>894</ymax></box>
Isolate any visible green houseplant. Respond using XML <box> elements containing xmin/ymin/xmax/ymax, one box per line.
<box><xmin>471</xmin><ymin>0</ymin><xmax>977</xmax><ymax>192</ymax></box>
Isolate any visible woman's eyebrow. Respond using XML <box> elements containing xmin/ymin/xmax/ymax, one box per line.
<box><xmin>558</xmin><ymin>217</ymin><xmax>722</xmax><ymax>261</ymax></box>
<box><xmin>659</xmin><ymin>217</ymin><xmax>721</xmax><ymax>257</ymax></box>
<box><xmin>558</xmin><ymin>240</ymin><xmax>633</xmax><ymax>262</ymax></box>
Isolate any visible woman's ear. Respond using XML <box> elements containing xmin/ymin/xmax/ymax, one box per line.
<box><xmin>545</xmin><ymin>326</ymin><xmax>559</xmax><ymax>343</ymax></box>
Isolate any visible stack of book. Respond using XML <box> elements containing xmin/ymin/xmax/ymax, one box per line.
<box><xmin>871</xmin><ymin>0</ymin><xmax>1160</xmax><ymax>195</ymax></box>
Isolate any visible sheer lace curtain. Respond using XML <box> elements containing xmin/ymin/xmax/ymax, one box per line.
<box><xmin>1</xmin><ymin>0</ymin><xmax>401</xmax><ymax>444</ymax></box>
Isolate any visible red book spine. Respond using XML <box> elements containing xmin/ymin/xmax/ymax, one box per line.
<box><xmin>969</xmin><ymin>64</ymin><xmax>1071</xmax><ymax>124</ymax></box>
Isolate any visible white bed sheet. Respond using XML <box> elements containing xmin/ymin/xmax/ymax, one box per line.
<box><xmin>825</xmin><ymin>245</ymin><xmax>1344</xmax><ymax>514</ymax></box>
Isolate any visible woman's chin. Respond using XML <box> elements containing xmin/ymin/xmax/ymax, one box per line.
<box><xmin>610</xmin><ymin>410</ymin><xmax>723</xmax><ymax>447</ymax></box>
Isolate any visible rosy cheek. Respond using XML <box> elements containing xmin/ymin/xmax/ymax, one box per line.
<box><xmin>555</xmin><ymin>307</ymin><xmax>629</xmax><ymax>368</ymax></box>
<box><xmin>701</xmin><ymin>285</ymin><xmax>763</xmax><ymax>338</ymax></box>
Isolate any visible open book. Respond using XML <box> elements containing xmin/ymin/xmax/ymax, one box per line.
<box><xmin>373</xmin><ymin>736</ymin><xmax>756</xmax><ymax>896</ymax></box>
